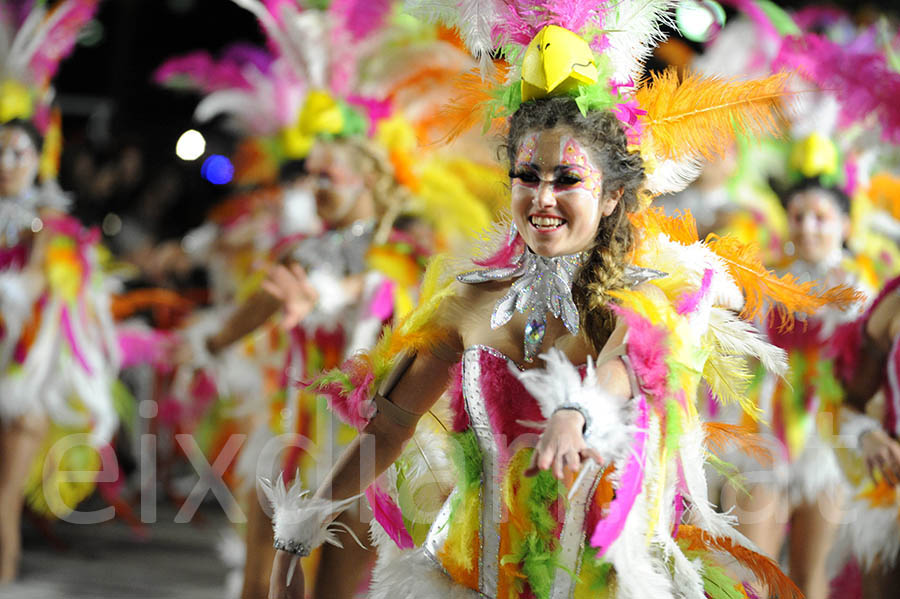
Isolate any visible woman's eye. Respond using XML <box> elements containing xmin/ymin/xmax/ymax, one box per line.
<box><xmin>511</xmin><ymin>170</ymin><xmax>539</xmax><ymax>184</ymax></box>
<box><xmin>556</xmin><ymin>174</ymin><xmax>582</xmax><ymax>186</ymax></box>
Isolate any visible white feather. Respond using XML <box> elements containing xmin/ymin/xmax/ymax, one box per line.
<box><xmin>830</xmin><ymin>496</ymin><xmax>900</xmax><ymax>572</ymax></box>
<box><xmin>707</xmin><ymin>307</ymin><xmax>788</xmax><ymax>377</ymax></box>
<box><xmin>457</xmin><ymin>0</ymin><xmax>500</xmax><ymax>73</ymax></box>
<box><xmin>260</xmin><ymin>476</ymin><xmax>363</xmax><ymax>552</ymax></box>
<box><xmin>643</xmin><ymin>153</ymin><xmax>704</xmax><ymax>196</ymax></box>
<box><xmin>604</xmin><ymin>0</ymin><xmax>676</xmax><ymax>84</ymax></box>
<box><xmin>665</xmin><ymin>536</ymin><xmax>707</xmax><ymax>599</ymax></box>
<box><xmin>403</xmin><ymin>0</ymin><xmax>461</xmax><ymax>30</ymax></box>
<box><xmin>369</xmin><ymin>547</ymin><xmax>482</xmax><ymax>599</ymax></box>
<box><xmin>604</xmin><ymin>416</ymin><xmax>676</xmax><ymax>599</ymax></box>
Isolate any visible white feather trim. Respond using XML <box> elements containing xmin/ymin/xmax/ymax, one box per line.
<box><xmin>369</xmin><ymin>548</ymin><xmax>481</xmax><ymax>599</ymax></box>
<box><xmin>604</xmin><ymin>416</ymin><xmax>676</xmax><ymax>599</ymax></box>
<box><xmin>260</xmin><ymin>476</ymin><xmax>363</xmax><ymax>555</ymax></box>
<box><xmin>830</xmin><ymin>496</ymin><xmax>900</xmax><ymax>571</ymax></box>
<box><xmin>511</xmin><ymin>348</ymin><xmax>635</xmax><ymax>456</ymax></box>
<box><xmin>665</xmin><ymin>536</ymin><xmax>707</xmax><ymax>599</ymax></box>
<box><xmin>838</xmin><ymin>408</ymin><xmax>882</xmax><ymax>451</ymax></box>
<box><xmin>707</xmin><ymin>307</ymin><xmax>788</xmax><ymax>377</ymax></box>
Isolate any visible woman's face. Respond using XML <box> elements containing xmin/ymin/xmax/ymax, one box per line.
<box><xmin>305</xmin><ymin>141</ymin><xmax>367</xmax><ymax>227</ymax></box>
<box><xmin>786</xmin><ymin>188</ymin><xmax>848</xmax><ymax>264</ymax></box>
<box><xmin>0</xmin><ymin>126</ymin><xmax>39</xmax><ymax>197</ymax></box>
<box><xmin>510</xmin><ymin>127</ymin><xmax>618</xmax><ymax>257</ymax></box>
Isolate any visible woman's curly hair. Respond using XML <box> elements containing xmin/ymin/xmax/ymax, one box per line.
<box><xmin>505</xmin><ymin>97</ymin><xmax>645</xmax><ymax>349</ymax></box>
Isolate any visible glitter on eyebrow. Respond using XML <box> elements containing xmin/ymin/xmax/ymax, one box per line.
<box><xmin>516</xmin><ymin>134</ymin><xmax>538</xmax><ymax>164</ymax></box>
<box><xmin>562</xmin><ymin>138</ymin><xmax>603</xmax><ymax>195</ymax></box>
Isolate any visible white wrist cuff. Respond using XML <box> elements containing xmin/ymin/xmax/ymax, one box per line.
<box><xmin>512</xmin><ymin>348</ymin><xmax>634</xmax><ymax>456</ymax></box>
<box><xmin>840</xmin><ymin>408</ymin><xmax>882</xmax><ymax>450</ymax></box>
<box><xmin>261</xmin><ymin>476</ymin><xmax>362</xmax><ymax>557</ymax></box>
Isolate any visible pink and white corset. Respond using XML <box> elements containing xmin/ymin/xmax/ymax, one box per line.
<box><xmin>421</xmin><ymin>345</ymin><xmax>633</xmax><ymax>599</ymax></box>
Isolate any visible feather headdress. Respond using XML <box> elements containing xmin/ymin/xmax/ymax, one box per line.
<box><xmin>405</xmin><ymin>0</ymin><xmax>793</xmax><ymax>196</ymax></box>
<box><xmin>1</xmin><ymin>0</ymin><xmax>100</xmax><ymax>182</ymax></box>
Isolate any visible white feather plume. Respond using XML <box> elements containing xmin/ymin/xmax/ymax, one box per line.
<box><xmin>604</xmin><ymin>417</ymin><xmax>676</xmax><ymax>599</ymax></box>
<box><xmin>643</xmin><ymin>153</ymin><xmax>704</xmax><ymax>196</ymax></box>
<box><xmin>604</xmin><ymin>0</ymin><xmax>676</xmax><ymax>84</ymax></box>
<box><xmin>260</xmin><ymin>476</ymin><xmax>364</xmax><ymax>552</ymax></box>
<box><xmin>707</xmin><ymin>307</ymin><xmax>788</xmax><ymax>377</ymax></box>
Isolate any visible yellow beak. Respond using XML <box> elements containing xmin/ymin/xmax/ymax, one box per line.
<box><xmin>521</xmin><ymin>25</ymin><xmax>598</xmax><ymax>102</ymax></box>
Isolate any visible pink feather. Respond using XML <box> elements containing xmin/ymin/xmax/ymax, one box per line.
<box><xmin>611</xmin><ymin>305</ymin><xmax>670</xmax><ymax>403</ymax></box>
<box><xmin>676</xmin><ymin>268</ymin><xmax>714</xmax><ymax>315</ymax></box>
<box><xmin>774</xmin><ymin>32</ymin><xmax>900</xmax><ymax>143</ymax></box>
<box><xmin>117</xmin><ymin>327</ymin><xmax>173</xmax><ymax>369</ymax></box>
<box><xmin>60</xmin><ymin>305</ymin><xmax>92</xmax><ymax>375</ymax></box>
<box><xmin>28</xmin><ymin>0</ymin><xmax>101</xmax><ymax>89</ymax></box>
<box><xmin>589</xmin><ymin>394</ymin><xmax>649</xmax><ymax>553</ymax></box>
<box><xmin>154</xmin><ymin>47</ymin><xmax>266</xmax><ymax>93</ymax></box>
<box><xmin>492</xmin><ymin>0</ymin><xmax>605</xmax><ymax>48</ymax></box>
<box><xmin>310</xmin><ymin>357</ymin><xmax>376</xmax><ymax>430</ymax></box>
<box><xmin>474</xmin><ymin>233</ymin><xmax>525</xmax><ymax>269</ymax></box>
<box><xmin>365</xmin><ymin>481</ymin><xmax>415</xmax><ymax>549</ymax></box>
<box><xmin>329</xmin><ymin>0</ymin><xmax>392</xmax><ymax>42</ymax></box>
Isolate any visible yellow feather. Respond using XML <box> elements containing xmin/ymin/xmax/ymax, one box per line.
<box><xmin>636</xmin><ymin>69</ymin><xmax>790</xmax><ymax>161</ymax></box>
<box><xmin>702</xmin><ymin>352</ymin><xmax>761</xmax><ymax>421</ymax></box>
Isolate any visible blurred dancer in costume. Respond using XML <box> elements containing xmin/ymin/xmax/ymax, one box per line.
<box><xmin>163</xmin><ymin>2</ymin><xmax>496</xmax><ymax>596</ymax></box>
<box><xmin>0</xmin><ymin>0</ymin><xmax>123</xmax><ymax>582</ymax></box>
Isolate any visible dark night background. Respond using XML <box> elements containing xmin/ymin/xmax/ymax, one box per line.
<box><xmin>48</xmin><ymin>0</ymin><xmax>899</xmax><ymax>242</ymax></box>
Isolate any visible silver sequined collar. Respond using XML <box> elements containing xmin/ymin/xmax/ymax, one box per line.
<box><xmin>291</xmin><ymin>220</ymin><xmax>375</xmax><ymax>276</ymax></box>
<box><xmin>458</xmin><ymin>249</ymin><xmax>585</xmax><ymax>362</ymax></box>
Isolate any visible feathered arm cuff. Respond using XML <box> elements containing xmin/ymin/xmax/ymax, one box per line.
<box><xmin>512</xmin><ymin>348</ymin><xmax>634</xmax><ymax>455</ymax></box>
<box><xmin>261</xmin><ymin>476</ymin><xmax>363</xmax><ymax>557</ymax></box>
<box><xmin>839</xmin><ymin>408</ymin><xmax>883</xmax><ymax>450</ymax></box>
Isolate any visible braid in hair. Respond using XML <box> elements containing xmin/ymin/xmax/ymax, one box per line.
<box><xmin>506</xmin><ymin>97</ymin><xmax>645</xmax><ymax>350</ymax></box>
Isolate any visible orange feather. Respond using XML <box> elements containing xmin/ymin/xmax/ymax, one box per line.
<box><xmin>630</xmin><ymin>206</ymin><xmax>699</xmax><ymax>246</ymax></box>
<box><xmin>703</xmin><ymin>422</ymin><xmax>773</xmax><ymax>467</ymax></box>
<box><xmin>705</xmin><ymin>233</ymin><xmax>863</xmax><ymax>327</ymax></box>
<box><xmin>435</xmin><ymin>64</ymin><xmax>510</xmax><ymax>143</ymax></box>
<box><xmin>678</xmin><ymin>525</ymin><xmax>802</xmax><ymax>599</ymax></box>
<box><xmin>636</xmin><ymin>69</ymin><xmax>790</xmax><ymax>161</ymax></box>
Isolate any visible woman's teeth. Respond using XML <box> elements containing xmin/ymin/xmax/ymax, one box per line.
<box><xmin>529</xmin><ymin>215</ymin><xmax>565</xmax><ymax>230</ymax></box>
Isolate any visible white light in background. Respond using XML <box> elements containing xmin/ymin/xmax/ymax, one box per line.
<box><xmin>676</xmin><ymin>0</ymin><xmax>726</xmax><ymax>43</ymax></box>
<box><xmin>175</xmin><ymin>129</ymin><xmax>206</xmax><ymax>161</ymax></box>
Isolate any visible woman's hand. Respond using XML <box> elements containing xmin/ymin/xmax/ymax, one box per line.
<box><xmin>861</xmin><ymin>428</ymin><xmax>900</xmax><ymax>486</ymax></box>
<box><xmin>269</xmin><ymin>550</ymin><xmax>305</xmax><ymax>599</ymax></box>
<box><xmin>261</xmin><ymin>263</ymin><xmax>319</xmax><ymax>330</ymax></box>
<box><xmin>525</xmin><ymin>409</ymin><xmax>603</xmax><ymax>479</ymax></box>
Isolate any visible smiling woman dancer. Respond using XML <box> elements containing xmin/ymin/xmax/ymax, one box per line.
<box><xmin>261</xmin><ymin>1</ymin><xmax>859</xmax><ymax>597</ymax></box>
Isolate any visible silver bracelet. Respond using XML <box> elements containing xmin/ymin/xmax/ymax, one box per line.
<box><xmin>273</xmin><ymin>537</ymin><xmax>312</xmax><ymax>557</ymax></box>
<box><xmin>554</xmin><ymin>403</ymin><xmax>591</xmax><ymax>436</ymax></box>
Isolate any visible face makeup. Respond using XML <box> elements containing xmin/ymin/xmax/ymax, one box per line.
<box><xmin>510</xmin><ymin>127</ymin><xmax>616</xmax><ymax>257</ymax></box>
<box><xmin>0</xmin><ymin>126</ymin><xmax>39</xmax><ymax>198</ymax></box>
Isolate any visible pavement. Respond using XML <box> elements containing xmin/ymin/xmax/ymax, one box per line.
<box><xmin>0</xmin><ymin>503</ymin><xmax>237</xmax><ymax>599</ymax></box>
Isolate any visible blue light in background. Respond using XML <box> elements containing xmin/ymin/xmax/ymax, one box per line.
<box><xmin>201</xmin><ymin>154</ymin><xmax>234</xmax><ymax>185</ymax></box>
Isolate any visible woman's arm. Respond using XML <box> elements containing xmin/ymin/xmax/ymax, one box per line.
<box><xmin>268</xmin><ymin>348</ymin><xmax>456</xmax><ymax>599</ymax></box>
<box><xmin>205</xmin><ymin>287</ymin><xmax>283</xmax><ymax>354</ymax></box>
<box><xmin>314</xmin><ymin>348</ymin><xmax>457</xmax><ymax>501</ymax></box>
